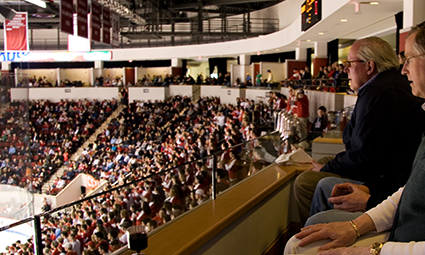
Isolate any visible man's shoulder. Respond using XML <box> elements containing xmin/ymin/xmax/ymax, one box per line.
<box><xmin>373</xmin><ymin>69</ymin><xmax>409</xmax><ymax>87</ymax></box>
<box><xmin>361</xmin><ymin>70</ymin><xmax>410</xmax><ymax>97</ymax></box>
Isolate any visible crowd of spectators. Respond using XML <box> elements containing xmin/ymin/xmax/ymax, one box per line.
<box><xmin>2</xmin><ymin>95</ymin><xmax>277</xmax><ymax>255</ymax></box>
<box><xmin>13</xmin><ymin>65</ymin><xmax>352</xmax><ymax>93</ymax></box>
<box><xmin>70</xmin><ymin>95</ymin><xmax>269</xmax><ymax>187</ymax></box>
<box><xmin>133</xmin><ymin>72</ymin><xmax>234</xmax><ymax>87</ymax></box>
<box><xmin>0</xmin><ymin>99</ymin><xmax>116</xmax><ymax>195</ymax></box>
<box><xmin>285</xmin><ymin>63</ymin><xmax>349</xmax><ymax>92</ymax></box>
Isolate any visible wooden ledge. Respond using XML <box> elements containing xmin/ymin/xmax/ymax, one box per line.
<box><xmin>313</xmin><ymin>137</ymin><xmax>343</xmax><ymax>144</ymax></box>
<box><xmin>121</xmin><ymin>163</ymin><xmax>311</xmax><ymax>255</ymax></box>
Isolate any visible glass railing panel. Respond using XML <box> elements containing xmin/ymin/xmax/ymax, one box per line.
<box><xmin>215</xmin><ymin>131</ymin><xmax>280</xmax><ymax>190</ymax></box>
<box><xmin>282</xmin><ymin>78</ymin><xmax>351</xmax><ymax>93</ymax></box>
<box><xmin>0</xmin><ymin>84</ymin><xmax>35</xmax><ymax>252</ymax></box>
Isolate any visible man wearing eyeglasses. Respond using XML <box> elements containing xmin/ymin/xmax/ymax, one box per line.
<box><xmin>285</xmin><ymin>20</ymin><xmax>425</xmax><ymax>255</ymax></box>
<box><xmin>293</xmin><ymin>36</ymin><xmax>425</xmax><ymax>226</ymax></box>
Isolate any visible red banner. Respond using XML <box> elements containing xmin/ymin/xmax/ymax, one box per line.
<box><xmin>4</xmin><ymin>12</ymin><xmax>29</xmax><ymax>51</ymax></box>
<box><xmin>111</xmin><ymin>13</ymin><xmax>120</xmax><ymax>47</ymax></box>
<box><xmin>60</xmin><ymin>0</ymin><xmax>74</xmax><ymax>34</ymax></box>
<box><xmin>77</xmin><ymin>0</ymin><xmax>88</xmax><ymax>38</ymax></box>
<box><xmin>91</xmin><ymin>0</ymin><xmax>101</xmax><ymax>42</ymax></box>
<box><xmin>102</xmin><ymin>6</ymin><xmax>111</xmax><ymax>44</ymax></box>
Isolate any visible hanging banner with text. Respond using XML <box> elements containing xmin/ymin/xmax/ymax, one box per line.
<box><xmin>60</xmin><ymin>0</ymin><xmax>74</xmax><ymax>34</ymax></box>
<box><xmin>91</xmin><ymin>0</ymin><xmax>101</xmax><ymax>42</ymax></box>
<box><xmin>4</xmin><ymin>12</ymin><xmax>29</xmax><ymax>51</ymax></box>
<box><xmin>77</xmin><ymin>0</ymin><xmax>88</xmax><ymax>38</ymax></box>
<box><xmin>102</xmin><ymin>6</ymin><xmax>111</xmax><ymax>44</ymax></box>
<box><xmin>111</xmin><ymin>12</ymin><xmax>120</xmax><ymax>47</ymax></box>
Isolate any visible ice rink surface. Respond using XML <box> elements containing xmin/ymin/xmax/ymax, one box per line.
<box><xmin>0</xmin><ymin>217</ymin><xmax>33</xmax><ymax>252</ymax></box>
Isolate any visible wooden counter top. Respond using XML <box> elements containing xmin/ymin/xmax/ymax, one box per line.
<box><xmin>120</xmin><ymin>163</ymin><xmax>312</xmax><ymax>255</ymax></box>
<box><xmin>313</xmin><ymin>137</ymin><xmax>343</xmax><ymax>144</ymax></box>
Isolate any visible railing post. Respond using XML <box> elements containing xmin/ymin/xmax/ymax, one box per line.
<box><xmin>33</xmin><ymin>215</ymin><xmax>43</xmax><ymax>255</ymax></box>
<box><xmin>211</xmin><ymin>155</ymin><xmax>217</xmax><ymax>200</ymax></box>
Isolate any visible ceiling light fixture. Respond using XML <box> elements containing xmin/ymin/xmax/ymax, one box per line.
<box><xmin>341</xmin><ymin>19</ymin><xmax>348</xmax><ymax>22</ymax></box>
<box><xmin>306</xmin><ymin>39</ymin><xmax>311</xmax><ymax>42</ymax></box>
<box><xmin>370</xmin><ymin>2</ymin><xmax>379</xmax><ymax>5</ymax></box>
<box><xmin>318</xmin><ymin>32</ymin><xmax>324</xmax><ymax>35</ymax></box>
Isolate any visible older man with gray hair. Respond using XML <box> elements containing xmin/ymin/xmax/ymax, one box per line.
<box><xmin>293</xmin><ymin>35</ymin><xmax>425</xmax><ymax>226</ymax></box>
<box><xmin>285</xmin><ymin>21</ymin><xmax>425</xmax><ymax>255</ymax></box>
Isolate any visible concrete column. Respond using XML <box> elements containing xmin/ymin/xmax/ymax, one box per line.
<box><xmin>403</xmin><ymin>0</ymin><xmax>425</xmax><ymax>29</ymax></box>
<box><xmin>314</xmin><ymin>42</ymin><xmax>327</xmax><ymax>58</ymax></box>
<box><xmin>1</xmin><ymin>62</ymin><xmax>13</xmax><ymax>87</ymax></box>
<box><xmin>94</xmin><ymin>61</ymin><xmax>104</xmax><ymax>69</ymax></box>
<box><xmin>239</xmin><ymin>54</ymin><xmax>250</xmax><ymax>65</ymax></box>
<box><xmin>311</xmin><ymin>42</ymin><xmax>328</xmax><ymax>77</ymax></box>
<box><xmin>57</xmin><ymin>68</ymin><xmax>62</xmax><ymax>86</ymax></box>
<box><xmin>1</xmin><ymin>62</ymin><xmax>12</xmax><ymax>71</ymax></box>
<box><xmin>171</xmin><ymin>58</ymin><xmax>182</xmax><ymax>67</ymax></box>
<box><xmin>295</xmin><ymin>47</ymin><xmax>307</xmax><ymax>61</ymax></box>
<box><xmin>399</xmin><ymin>0</ymin><xmax>425</xmax><ymax>52</ymax></box>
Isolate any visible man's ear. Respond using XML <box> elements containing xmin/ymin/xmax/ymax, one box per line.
<box><xmin>366</xmin><ymin>60</ymin><xmax>376</xmax><ymax>75</ymax></box>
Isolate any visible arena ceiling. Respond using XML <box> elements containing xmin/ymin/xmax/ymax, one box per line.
<box><xmin>0</xmin><ymin>0</ymin><xmax>284</xmax><ymax>47</ymax></box>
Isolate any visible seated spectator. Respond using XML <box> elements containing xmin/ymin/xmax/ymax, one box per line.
<box><xmin>309</xmin><ymin>106</ymin><xmax>328</xmax><ymax>141</ymax></box>
<box><xmin>288</xmin><ymin>68</ymin><xmax>301</xmax><ymax>81</ymax></box>
<box><xmin>285</xmin><ymin>23</ymin><xmax>425</xmax><ymax>254</ymax></box>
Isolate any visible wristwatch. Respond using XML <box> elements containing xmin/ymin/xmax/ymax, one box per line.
<box><xmin>370</xmin><ymin>242</ymin><xmax>385</xmax><ymax>255</ymax></box>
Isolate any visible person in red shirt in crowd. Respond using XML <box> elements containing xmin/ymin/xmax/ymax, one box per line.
<box><xmin>136</xmin><ymin>201</ymin><xmax>152</xmax><ymax>225</ymax></box>
<box><xmin>294</xmin><ymin>89</ymin><xmax>310</xmax><ymax>141</ymax></box>
<box><xmin>225</xmin><ymin>149</ymin><xmax>242</xmax><ymax>185</ymax></box>
<box><xmin>78</xmin><ymin>223</ymin><xmax>91</xmax><ymax>244</ymax></box>
<box><xmin>153</xmin><ymin>208</ymin><xmax>167</xmax><ymax>226</ymax></box>
<box><xmin>286</xmin><ymin>85</ymin><xmax>297</xmax><ymax>114</ymax></box>
<box><xmin>276</xmin><ymin>93</ymin><xmax>287</xmax><ymax>110</ymax></box>
<box><xmin>289</xmin><ymin>68</ymin><xmax>301</xmax><ymax>81</ymax></box>
<box><xmin>51</xmin><ymin>240</ymin><xmax>61</xmax><ymax>255</ymax></box>
<box><xmin>219</xmin><ymin>142</ymin><xmax>231</xmax><ymax>164</ymax></box>
<box><xmin>149</xmin><ymin>193</ymin><xmax>163</xmax><ymax>217</ymax></box>
<box><xmin>85</xmin><ymin>241</ymin><xmax>100</xmax><ymax>255</ymax></box>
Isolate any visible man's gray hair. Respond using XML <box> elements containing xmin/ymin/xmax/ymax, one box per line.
<box><xmin>355</xmin><ymin>36</ymin><xmax>399</xmax><ymax>73</ymax></box>
<box><xmin>409</xmin><ymin>21</ymin><xmax>425</xmax><ymax>55</ymax></box>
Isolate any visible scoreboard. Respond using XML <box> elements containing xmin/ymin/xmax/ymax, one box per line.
<box><xmin>301</xmin><ymin>0</ymin><xmax>322</xmax><ymax>31</ymax></box>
